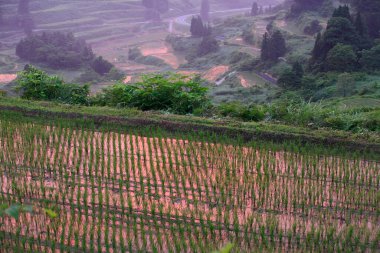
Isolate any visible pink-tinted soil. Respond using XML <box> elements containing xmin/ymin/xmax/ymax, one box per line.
<box><xmin>0</xmin><ymin>74</ymin><xmax>17</xmax><ymax>83</ymax></box>
<box><xmin>140</xmin><ymin>42</ymin><xmax>186</xmax><ymax>69</ymax></box>
<box><xmin>202</xmin><ymin>66</ymin><xmax>229</xmax><ymax>82</ymax></box>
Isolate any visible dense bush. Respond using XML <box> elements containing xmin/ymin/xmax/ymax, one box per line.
<box><xmin>190</xmin><ymin>16</ymin><xmax>211</xmax><ymax>37</ymax></box>
<box><xmin>218</xmin><ymin>102</ymin><xmax>265</xmax><ymax>121</ymax></box>
<box><xmin>303</xmin><ymin>20</ymin><xmax>322</xmax><ymax>35</ymax></box>
<box><xmin>16</xmin><ymin>65</ymin><xmax>89</xmax><ymax>105</ymax></box>
<box><xmin>16</xmin><ymin>32</ymin><xmax>94</xmax><ymax>69</ymax></box>
<box><xmin>360</xmin><ymin>44</ymin><xmax>380</xmax><ymax>70</ymax></box>
<box><xmin>241</xmin><ymin>28</ymin><xmax>255</xmax><ymax>45</ymax></box>
<box><xmin>198</xmin><ymin>36</ymin><xmax>219</xmax><ymax>56</ymax></box>
<box><xmin>94</xmin><ymin>74</ymin><xmax>210</xmax><ymax>114</ymax></box>
<box><xmin>91</xmin><ymin>56</ymin><xmax>113</xmax><ymax>75</ymax></box>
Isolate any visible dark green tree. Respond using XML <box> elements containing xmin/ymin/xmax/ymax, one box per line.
<box><xmin>269</xmin><ymin>30</ymin><xmax>286</xmax><ymax>60</ymax></box>
<box><xmin>304</xmin><ymin>20</ymin><xmax>323</xmax><ymax>35</ymax></box>
<box><xmin>291</xmin><ymin>0</ymin><xmax>324</xmax><ymax>14</ymax></box>
<box><xmin>278</xmin><ymin>69</ymin><xmax>301</xmax><ymax>89</ymax></box>
<box><xmin>326</xmin><ymin>43</ymin><xmax>358</xmax><ymax>72</ymax></box>
<box><xmin>351</xmin><ymin>0</ymin><xmax>380</xmax><ymax>39</ymax></box>
<box><xmin>91</xmin><ymin>56</ymin><xmax>113</xmax><ymax>75</ymax></box>
<box><xmin>309</xmin><ymin>15</ymin><xmax>360</xmax><ymax>71</ymax></box>
<box><xmin>198</xmin><ymin>35</ymin><xmax>219</xmax><ymax>56</ymax></box>
<box><xmin>200</xmin><ymin>0</ymin><xmax>210</xmax><ymax>22</ymax></box>
<box><xmin>360</xmin><ymin>44</ymin><xmax>380</xmax><ymax>70</ymax></box>
<box><xmin>250</xmin><ymin>2</ymin><xmax>258</xmax><ymax>16</ymax></box>
<box><xmin>278</xmin><ymin>62</ymin><xmax>304</xmax><ymax>89</ymax></box>
<box><xmin>292</xmin><ymin>61</ymin><xmax>304</xmax><ymax>78</ymax></box>
<box><xmin>190</xmin><ymin>16</ymin><xmax>210</xmax><ymax>37</ymax></box>
<box><xmin>354</xmin><ymin>12</ymin><xmax>365</xmax><ymax>36</ymax></box>
<box><xmin>260</xmin><ymin>32</ymin><xmax>270</xmax><ymax>61</ymax></box>
<box><xmin>261</xmin><ymin>30</ymin><xmax>286</xmax><ymax>61</ymax></box>
<box><xmin>336</xmin><ymin>72</ymin><xmax>355</xmax><ymax>97</ymax></box>
<box><xmin>332</xmin><ymin>5</ymin><xmax>351</xmax><ymax>21</ymax></box>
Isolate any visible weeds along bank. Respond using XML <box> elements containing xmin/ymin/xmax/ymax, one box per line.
<box><xmin>0</xmin><ymin>111</ymin><xmax>379</xmax><ymax>252</ymax></box>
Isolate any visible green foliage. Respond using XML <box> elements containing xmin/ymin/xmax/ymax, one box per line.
<box><xmin>278</xmin><ymin>62</ymin><xmax>304</xmax><ymax>89</ymax></box>
<box><xmin>128</xmin><ymin>47</ymin><xmax>142</xmax><ymax>61</ymax></box>
<box><xmin>212</xmin><ymin>243</ymin><xmax>234</xmax><ymax>253</ymax></box>
<box><xmin>96</xmin><ymin>74</ymin><xmax>209</xmax><ymax>114</ymax></box>
<box><xmin>91</xmin><ymin>56</ymin><xmax>113</xmax><ymax>76</ymax></box>
<box><xmin>200</xmin><ymin>0</ymin><xmax>210</xmax><ymax>22</ymax></box>
<box><xmin>332</xmin><ymin>5</ymin><xmax>351</xmax><ymax>21</ymax></box>
<box><xmin>16</xmin><ymin>32</ymin><xmax>94</xmax><ymax>69</ymax></box>
<box><xmin>326</xmin><ymin>44</ymin><xmax>357</xmax><ymax>72</ymax></box>
<box><xmin>303</xmin><ymin>20</ymin><xmax>322</xmax><ymax>35</ymax></box>
<box><xmin>360</xmin><ymin>44</ymin><xmax>380</xmax><ymax>70</ymax></box>
<box><xmin>261</xmin><ymin>31</ymin><xmax>286</xmax><ymax>61</ymax></box>
<box><xmin>129</xmin><ymin>47</ymin><xmax>167</xmax><ymax>66</ymax></box>
<box><xmin>198</xmin><ymin>36</ymin><xmax>219</xmax><ymax>56</ymax></box>
<box><xmin>251</xmin><ymin>2</ymin><xmax>258</xmax><ymax>16</ymax></box>
<box><xmin>43</xmin><ymin>208</ymin><xmax>58</xmax><ymax>219</ymax></box>
<box><xmin>242</xmin><ymin>27</ymin><xmax>255</xmax><ymax>45</ymax></box>
<box><xmin>17</xmin><ymin>65</ymin><xmax>89</xmax><ymax>105</ymax></box>
<box><xmin>190</xmin><ymin>16</ymin><xmax>211</xmax><ymax>37</ymax></box>
<box><xmin>309</xmin><ymin>4</ymin><xmax>372</xmax><ymax>72</ymax></box>
<box><xmin>291</xmin><ymin>0</ymin><xmax>324</xmax><ymax>14</ymax></box>
<box><xmin>336</xmin><ymin>73</ymin><xmax>355</xmax><ymax>97</ymax></box>
<box><xmin>351</xmin><ymin>0</ymin><xmax>380</xmax><ymax>38</ymax></box>
<box><xmin>0</xmin><ymin>204</ymin><xmax>33</xmax><ymax>219</ymax></box>
<box><xmin>218</xmin><ymin>102</ymin><xmax>265</xmax><ymax>121</ymax></box>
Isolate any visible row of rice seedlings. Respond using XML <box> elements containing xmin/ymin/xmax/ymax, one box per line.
<box><xmin>0</xmin><ymin>119</ymin><xmax>378</xmax><ymax>253</ymax></box>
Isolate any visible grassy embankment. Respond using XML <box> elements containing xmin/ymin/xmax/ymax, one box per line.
<box><xmin>0</xmin><ymin>96</ymin><xmax>379</xmax><ymax>158</ymax></box>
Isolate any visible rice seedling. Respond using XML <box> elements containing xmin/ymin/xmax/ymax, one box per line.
<box><xmin>0</xmin><ymin>114</ymin><xmax>379</xmax><ymax>252</ymax></box>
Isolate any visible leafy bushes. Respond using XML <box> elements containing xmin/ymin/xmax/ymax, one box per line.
<box><xmin>360</xmin><ymin>44</ymin><xmax>380</xmax><ymax>70</ymax></box>
<box><xmin>91</xmin><ymin>56</ymin><xmax>113</xmax><ymax>75</ymax></box>
<box><xmin>94</xmin><ymin>74</ymin><xmax>210</xmax><ymax>114</ymax></box>
<box><xmin>198</xmin><ymin>36</ymin><xmax>219</xmax><ymax>56</ymax></box>
<box><xmin>16</xmin><ymin>32</ymin><xmax>94</xmax><ymax>69</ymax></box>
<box><xmin>16</xmin><ymin>32</ymin><xmax>114</xmax><ymax>75</ymax></box>
<box><xmin>216</xmin><ymin>99</ymin><xmax>379</xmax><ymax>133</ymax></box>
<box><xmin>303</xmin><ymin>20</ymin><xmax>322</xmax><ymax>35</ymax></box>
<box><xmin>128</xmin><ymin>47</ymin><xmax>167</xmax><ymax>67</ymax></box>
<box><xmin>218</xmin><ymin>102</ymin><xmax>265</xmax><ymax>121</ymax></box>
<box><xmin>17</xmin><ymin>65</ymin><xmax>89</xmax><ymax>105</ymax></box>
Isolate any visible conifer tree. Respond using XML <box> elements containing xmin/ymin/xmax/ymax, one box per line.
<box><xmin>200</xmin><ymin>0</ymin><xmax>210</xmax><ymax>22</ymax></box>
<box><xmin>260</xmin><ymin>31</ymin><xmax>286</xmax><ymax>61</ymax></box>
<box><xmin>190</xmin><ymin>16</ymin><xmax>209</xmax><ymax>37</ymax></box>
<box><xmin>270</xmin><ymin>30</ymin><xmax>286</xmax><ymax>59</ymax></box>
<box><xmin>250</xmin><ymin>2</ymin><xmax>258</xmax><ymax>16</ymax></box>
<box><xmin>354</xmin><ymin>12</ymin><xmax>365</xmax><ymax>36</ymax></box>
<box><xmin>332</xmin><ymin>5</ymin><xmax>351</xmax><ymax>21</ymax></box>
<box><xmin>260</xmin><ymin>32</ymin><xmax>270</xmax><ymax>61</ymax></box>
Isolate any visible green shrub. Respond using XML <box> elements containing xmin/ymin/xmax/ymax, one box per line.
<box><xmin>128</xmin><ymin>47</ymin><xmax>142</xmax><ymax>60</ymax></box>
<box><xmin>218</xmin><ymin>102</ymin><xmax>265</xmax><ymax>122</ymax></box>
<box><xmin>97</xmin><ymin>74</ymin><xmax>209</xmax><ymax>114</ymax></box>
<box><xmin>91</xmin><ymin>56</ymin><xmax>113</xmax><ymax>75</ymax></box>
<box><xmin>17</xmin><ymin>65</ymin><xmax>89</xmax><ymax>105</ymax></box>
<box><xmin>16</xmin><ymin>32</ymin><xmax>94</xmax><ymax>69</ymax></box>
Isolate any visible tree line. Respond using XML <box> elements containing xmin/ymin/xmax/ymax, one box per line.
<box><xmin>16</xmin><ymin>32</ymin><xmax>114</xmax><ymax>75</ymax></box>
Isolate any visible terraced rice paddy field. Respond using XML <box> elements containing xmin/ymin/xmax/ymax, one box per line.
<box><xmin>0</xmin><ymin>114</ymin><xmax>379</xmax><ymax>252</ymax></box>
